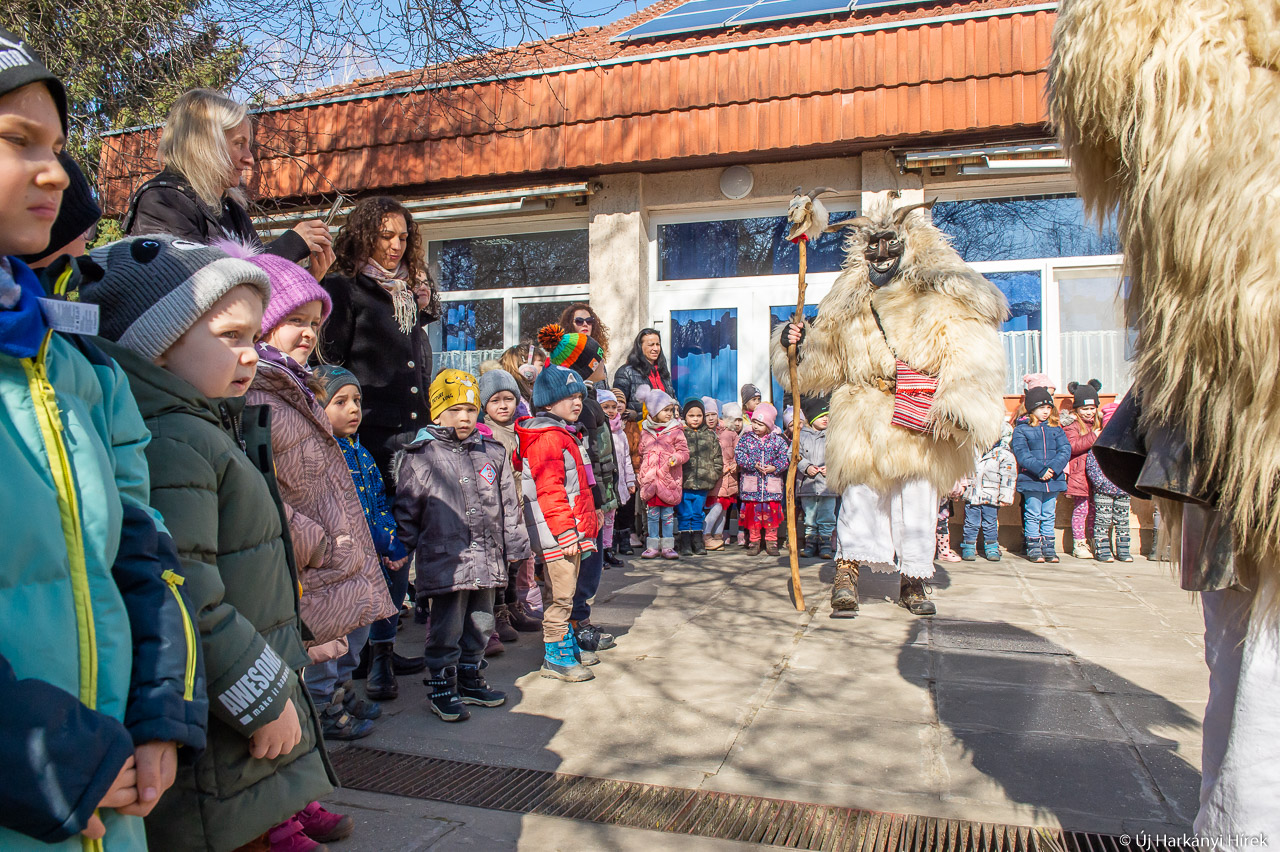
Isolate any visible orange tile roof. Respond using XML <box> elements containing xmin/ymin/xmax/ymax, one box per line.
<box><xmin>100</xmin><ymin>0</ymin><xmax>1056</xmax><ymax>210</ymax></box>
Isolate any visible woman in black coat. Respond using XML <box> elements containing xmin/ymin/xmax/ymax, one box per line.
<box><xmin>612</xmin><ymin>328</ymin><xmax>671</xmax><ymax>421</ymax></box>
<box><xmin>319</xmin><ymin>196</ymin><xmax>441</xmax><ymax>483</ymax></box>
<box><xmin>125</xmin><ymin>89</ymin><xmax>333</xmax><ymax>274</ymax></box>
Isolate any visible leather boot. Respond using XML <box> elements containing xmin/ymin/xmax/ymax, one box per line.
<box><xmin>691</xmin><ymin>531</ymin><xmax>707</xmax><ymax>555</ymax></box>
<box><xmin>676</xmin><ymin>531</ymin><xmax>693</xmax><ymax>556</ymax></box>
<box><xmin>509</xmin><ymin>599</ymin><xmax>543</xmax><ymax>633</ymax></box>
<box><xmin>494</xmin><ymin>604</ymin><xmax>519</xmax><ymax>643</ymax></box>
<box><xmin>365</xmin><ymin>641</ymin><xmax>398</xmax><ymax>701</ymax></box>
<box><xmin>898</xmin><ymin>575</ymin><xmax>937</xmax><ymax>616</ymax></box>
<box><xmin>830</xmin><ymin>559</ymin><xmax>860</xmax><ymax>617</ymax></box>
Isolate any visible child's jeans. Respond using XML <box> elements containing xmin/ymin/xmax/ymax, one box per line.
<box><xmin>801</xmin><ymin>495</ymin><xmax>837</xmax><ymax>541</ymax></box>
<box><xmin>647</xmin><ymin>504</ymin><xmax>675</xmax><ymax>544</ymax></box>
<box><xmin>963</xmin><ymin>503</ymin><xmax>999</xmax><ymax>546</ymax></box>
<box><xmin>1093</xmin><ymin>494</ymin><xmax>1132</xmax><ymax>559</ymax></box>
<box><xmin>676</xmin><ymin>488</ymin><xmax>707</xmax><ymax>532</ymax></box>
<box><xmin>425</xmin><ymin>588</ymin><xmax>495</xmax><ymax>672</ymax></box>
<box><xmin>741</xmin><ymin>500</ymin><xmax>782</xmax><ymax>541</ymax></box>
<box><xmin>305</xmin><ymin>624</ymin><xmax>370</xmax><ymax>704</ymax></box>
<box><xmin>1022</xmin><ymin>494</ymin><xmax>1058</xmax><ymax>543</ymax></box>
<box><xmin>601</xmin><ymin>509</ymin><xmax>617</xmax><ymax>549</ymax></box>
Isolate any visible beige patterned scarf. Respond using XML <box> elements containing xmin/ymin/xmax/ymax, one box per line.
<box><xmin>362</xmin><ymin>259</ymin><xmax>423</xmax><ymax>335</ymax></box>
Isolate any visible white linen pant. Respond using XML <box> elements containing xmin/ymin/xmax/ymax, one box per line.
<box><xmin>835</xmin><ymin>478</ymin><xmax>937</xmax><ymax>580</ymax></box>
<box><xmin>1195</xmin><ymin>584</ymin><xmax>1280</xmax><ymax>847</ymax></box>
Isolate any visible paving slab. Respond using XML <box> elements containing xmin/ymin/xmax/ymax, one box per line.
<box><xmin>324</xmin><ymin>548</ymin><xmax>1206</xmax><ymax>846</ymax></box>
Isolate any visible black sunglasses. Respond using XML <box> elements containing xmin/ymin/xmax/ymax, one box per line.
<box><xmin>573</xmin><ymin>316</ymin><xmax>593</xmax><ymax>326</ymax></box>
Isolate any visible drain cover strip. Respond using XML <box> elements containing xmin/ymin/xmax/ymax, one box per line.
<box><xmin>330</xmin><ymin>745</ymin><xmax>1133</xmax><ymax>851</ymax></box>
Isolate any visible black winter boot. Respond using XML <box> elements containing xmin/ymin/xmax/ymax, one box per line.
<box><xmin>457</xmin><ymin>663</ymin><xmax>506</xmax><ymax>707</ymax></box>
<box><xmin>676</xmin><ymin>531</ymin><xmax>693</xmax><ymax>556</ymax></box>
<box><xmin>365</xmin><ymin>641</ymin><xmax>398</xmax><ymax>701</ymax></box>
<box><xmin>573</xmin><ymin>620</ymin><xmax>616</xmax><ymax>651</ymax></box>
<box><xmin>425</xmin><ymin>667</ymin><xmax>470</xmax><ymax>722</ymax></box>
<box><xmin>603</xmin><ymin>547</ymin><xmax>624</xmax><ymax>567</ymax></box>
<box><xmin>830</xmin><ymin>559</ymin><xmax>860</xmax><ymax>617</ymax></box>
<box><xmin>393</xmin><ymin>651</ymin><xmax>427</xmax><ymax>675</ymax></box>
<box><xmin>691</xmin><ymin>531</ymin><xmax>707</xmax><ymax>555</ymax></box>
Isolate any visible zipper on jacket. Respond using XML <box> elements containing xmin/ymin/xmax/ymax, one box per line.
<box><xmin>22</xmin><ymin>333</ymin><xmax>97</xmax><ymax>708</ymax></box>
<box><xmin>161</xmin><ymin>570</ymin><xmax>199</xmax><ymax>701</ymax></box>
<box><xmin>21</xmin><ymin>335</ymin><xmax>106</xmax><ymax>852</ymax></box>
<box><xmin>218</xmin><ymin>402</ymin><xmax>246</xmax><ymax>451</ymax></box>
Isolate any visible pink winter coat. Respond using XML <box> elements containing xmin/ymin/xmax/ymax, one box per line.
<box><xmin>1065</xmin><ymin>424</ymin><xmax>1100</xmax><ymax>498</ymax></box>
<box><xmin>639</xmin><ymin>418</ymin><xmax>690</xmax><ymax>507</ymax></box>
<box><xmin>247</xmin><ymin>355</ymin><xmax>396</xmax><ymax>646</ymax></box>
<box><xmin>710</xmin><ymin>424</ymin><xmax>739</xmax><ymax>499</ymax></box>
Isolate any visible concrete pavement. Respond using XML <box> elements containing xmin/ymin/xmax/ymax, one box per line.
<box><xmin>321</xmin><ymin>543</ymin><xmax>1207</xmax><ymax>850</ymax></box>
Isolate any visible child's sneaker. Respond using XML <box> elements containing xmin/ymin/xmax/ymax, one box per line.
<box><xmin>296</xmin><ymin>802</ymin><xmax>353</xmax><ymax>844</ymax></box>
<box><xmin>268</xmin><ymin>817</ymin><xmax>327</xmax><ymax>852</ymax></box>
<box><xmin>1043</xmin><ymin>538</ymin><xmax>1060</xmax><ymax>563</ymax></box>
<box><xmin>318</xmin><ymin>700</ymin><xmax>374</xmax><ymax>741</ymax></box>
<box><xmin>541</xmin><ymin>637</ymin><xmax>595</xmax><ymax>682</ymax></box>
<box><xmin>425</xmin><ymin>667</ymin><xmax>470</xmax><ymax>722</ymax></box>
<box><xmin>983</xmin><ymin>544</ymin><xmax>1001</xmax><ymax>561</ymax></box>
<box><xmin>336</xmin><ymin>682</ymin><xmax>381</xmax><ymax>720</ymax></box>
<box><xmin>568</xmin><ymin>631</ymin><xmax>600</xmax><ymax>666</ymax></box>
<box><xmin>1072</xmin><ymin>543</ymin><xmax>1092</xmax><ymax>559</ymax></box>
<box><xmin>457</xmin><ymin>662</ymin><xmax>506</xmax><ymax>706</ymax></box>
<box><xmin>819</xmin><ymin>542</ymin><xmax>835</xmax><ymax>559</ymax></box>
<box><xmin>1025</xmin><ymin>537</ymin><xmax>1044</xmax><ymax>563</ymax></box>
<box><xmin>959</xmin><ymin>542</ymin><xmax>978</xmax><ymax>561</ymax></box>
<box><xmin>573</xmin><ymin>621</ymin><xmax>616</xmax><ymax>651</ymax></box>
<box><xmin>705</xmin><ymin>534</ymin><xmax>724</xmax><ymax>550</ymax></box>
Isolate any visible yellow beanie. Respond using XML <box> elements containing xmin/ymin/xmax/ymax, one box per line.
<box><xmin>429</xmin><ymin>369</ymin><xmax>481</xmax><ymax>420</ymax></box>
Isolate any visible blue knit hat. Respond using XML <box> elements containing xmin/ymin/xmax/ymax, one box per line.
<box><xmin>533</xmin><ymin>364</ymin><xmax>587</xmax><ymax>409</ymax></box>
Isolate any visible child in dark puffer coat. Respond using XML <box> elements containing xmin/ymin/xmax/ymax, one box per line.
<box><xmin>1011</xmin><ymin>386</ymin><xmax>1070</xmax><ymax>564</ymax></box>
<box><xmin>679</xmin><ymin>397</ymin><xmax>724</xmax><ymax>556</ymax></box>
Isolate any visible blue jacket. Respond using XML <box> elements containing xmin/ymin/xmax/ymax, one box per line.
<box><xmin>337</xmin><ymin>434</ymin><xmax>406</xmax><ymax>562</ymax></box>
<box><xmin>0</xmin><ymin>259</ymin><xmax>206</xmax><ymax>851</ymax></box>
<box><xmin>1011</xmin><ymin>420</ymin><xmax>1071</xmax><ymax>494</ymax></box>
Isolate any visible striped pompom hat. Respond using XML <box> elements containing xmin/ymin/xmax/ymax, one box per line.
<box><xmin>538</xmin><ymin>323</ymin><xmax>605</xmax><ymax>380</ymax></box>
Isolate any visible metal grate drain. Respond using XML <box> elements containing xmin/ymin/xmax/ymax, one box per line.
<box><xmin>330</xmin><ymin>746</ymin><xmax>1159</xmax><ymax>851</ymax></box>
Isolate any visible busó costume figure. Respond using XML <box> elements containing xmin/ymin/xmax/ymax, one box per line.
<box><xmin>771</xmin><ymin>198</ymin><xmax>1007</xmax><ymax>617</ymax></box>
<box><xmin>1050</xmin><ymin>0</ymin><xmax>1280</xmax><ymax>839</ymax></box>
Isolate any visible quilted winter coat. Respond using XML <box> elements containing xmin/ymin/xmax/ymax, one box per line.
<box><xmin>1065</xmin><ymin>424</ymin><xmax>1100</xmax><ymax>498</ymax></box>
<box><xmin>247</xmin><ymin>350</ymin><xmax>395</xmax><ymax>645</ymax></box>
<box><xmin>98</xmin><ymin>341</ymin><xmax>335</xmax><ymax>852</ymax></box>
<box><xmin>682</xmin><ymin>422</ymin><xmax>724</xmax><ymax>491</ymax></box>
<box><xmin>797</xmin><ymin>426</ymin><xmax>831</xmax><ymax>497</ymax></box>
<box><xmin>516</xmin><ymin>414</ymin><xmax>598</xmax><ymax>560</ymax></box>
<box><xmin>395</xmin><ymin>424</ymin><xmax>531</xmax><ymax>596</ymax></box>
<box><xmin>639</xmin><ymin>418</ymin><xmax>689</xmax><ymax>506</ymax></box>
<box><xmin>709</xmin><ymin>424</ymin><xmax>739</xmax><ymax>499</ymax></box>
<box><xmin>735</xmin><ymin>429</ymin><xmax>790</xmax><ymax>502</ymax></box>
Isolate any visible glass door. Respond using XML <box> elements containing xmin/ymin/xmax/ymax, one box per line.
<box><xmin>670</xmin><ymin>308</ymin><xmax>738</xmax><ymax>407</ymax></box>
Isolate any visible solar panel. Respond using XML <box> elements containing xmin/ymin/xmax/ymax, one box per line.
<box><xmin>728</xmin><ymin>0</ymin><xmax>851</xmax><ymax>27</ymax></box>
<box><xmin>612</xmin><ymin>0</ymin><xmax>921</xmax><ymax>42</ymax></box>
<box><xmin>617</xmin><ymin>7</ymin><xmax>754</xmax><ymax>40</ymax></box>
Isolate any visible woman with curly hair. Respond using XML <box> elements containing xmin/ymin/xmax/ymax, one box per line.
<box><xmin>557</xmin><ymin>302</ymin><xmax>611</xmax><ymax>361</ymax></box>
<box><xmin>321</xmin><ymin>196</ymin><xmax>442</xmax><ymax>483</ymax></box>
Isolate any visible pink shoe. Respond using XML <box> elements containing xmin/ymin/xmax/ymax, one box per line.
<box><xmin>268</xmin><ymin>817</ymin><xmax>326</xmax><ymax>852</ymax></box>
<box><xmin>641</xmin><ymin>547</ymin><xmax>660</xmax><ymax>559</ymax></box>
<box><xmin>662</xmin><ymin>548</ymin><xmax>679</xmax><ymax>559</ymax></box>
<box><xmin>297</xmin><ymin>802</ymin><xmax>353</xmax><ymax>843</ymax></box>
<box><xmin>485</xmin><ymin>632</ymin><xmax>505</xmax><ymax>656</ymax></box>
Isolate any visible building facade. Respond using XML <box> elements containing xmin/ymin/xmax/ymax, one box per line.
<box><xmin>102</xmin><ymin>0</ymin><xmax>1127</xmax><ymax>406</ymax></box>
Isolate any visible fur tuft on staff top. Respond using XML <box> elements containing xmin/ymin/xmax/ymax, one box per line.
<box><xmin>1049</xmin><ymin>0</ymin><xmax>1280</xmax><ymax>597</ymax></box>
<box><xmin>786</xmin><ymin>187</ymin><xmax>837</xmax><ymax>243</ymax></box>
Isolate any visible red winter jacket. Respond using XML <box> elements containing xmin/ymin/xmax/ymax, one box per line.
<box><xmin>1065</xmin><ymin>424</ymin><xmax>1100</xmax><ymax>498</ymax></box>
<box><xmin>516</xmin><ymin>414</ymin><xmax>598</xmax><ymax>560</ymax></box>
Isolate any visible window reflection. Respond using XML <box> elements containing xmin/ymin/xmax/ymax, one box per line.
<box><xmin>933</xmin><ymin>195</ymin><xmax>1118</xmax><ymax>263</ymax></box>
<box><xmin>659</xmin><ymin>211</ymin><xmax>857</xmax><ymax>280</ymax></box>
<box><xmin>437</xmin><ymin>230</ymin><xmax>590</xmax><ymax>292</ymax></box>
<box><xmin>442</xmin><ymin>299</ymin><xmax>504</xmax><ymax>351</ymax></box>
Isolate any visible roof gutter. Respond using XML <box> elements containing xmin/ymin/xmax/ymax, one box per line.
<box><xmin>103</xmin><ymin>2</ymin><xmax>1058</xmax><ymax>138</ymax></box>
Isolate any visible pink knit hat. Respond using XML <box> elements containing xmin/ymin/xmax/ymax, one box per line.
<box><xmin>215</xmin><ymin>240</ymin><xmax>331</xmax><ymax>333</ymax></box>
<box><xmin>1022</xmin><ymin>372</ymin><xmax>1054</xmax><ymax>392</ymax></box>
<box><xmin>751</xmin><ymin>402</ymin><xmax>778</xmax><ymax>431</ymax></box>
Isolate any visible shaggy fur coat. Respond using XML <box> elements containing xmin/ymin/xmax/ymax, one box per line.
<box><xmin>769</xmin><ymin>200</ymin><xmax>1008</xmax><ymax>496</ymax></box>
<box><xmin>1049</xmin><ymin>0</ymin><xmax>1280</xmax><ymax>595</ymax></box>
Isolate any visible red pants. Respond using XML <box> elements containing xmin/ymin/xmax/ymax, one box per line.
<box><xmin>741</xmin><ymin>501</ymin><xmax>782</xmax><ymax>540</ymax></box>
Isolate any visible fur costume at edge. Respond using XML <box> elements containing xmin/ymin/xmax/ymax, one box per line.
<box><xmin>1050</xmin><ymin>0</ymin><xmax>1280</xmax><ymax>840</ymax></box>
<box><xmin>770</xmin><ymin>198</ymin><xmax>1007</xmax><ymax>617</ymax></box>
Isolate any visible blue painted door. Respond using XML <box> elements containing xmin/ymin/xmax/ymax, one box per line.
<box><xmin>670</xmin><ymin>308</ymin><xmax>738</xmax><ymax>410</ymax></box>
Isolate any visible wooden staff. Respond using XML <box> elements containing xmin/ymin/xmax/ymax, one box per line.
<box><xmin>785</xmin><ymin>240</ymin><xmax>807</xmax><ymax>611</ymax></box>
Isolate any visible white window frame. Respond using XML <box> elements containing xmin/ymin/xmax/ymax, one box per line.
<box><xmin>427</xmin><ymin>214</ymin><xmax>591</xmax><ymax>351</ymax></box>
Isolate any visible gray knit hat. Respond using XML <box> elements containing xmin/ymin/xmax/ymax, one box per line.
<box><xmin>479</xmin><ymin>368</ymin><xmax>520</xmax><ymax>408</ymax></box>
<box><xmin>313</xmin><ymin>365</ymin><xmax>360</xmax><ymax>402</ymax></box>
<box><xmin>82</xmin><ymin>235</ymin><xmax>271</xmax><ymax>361</ymax></box>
